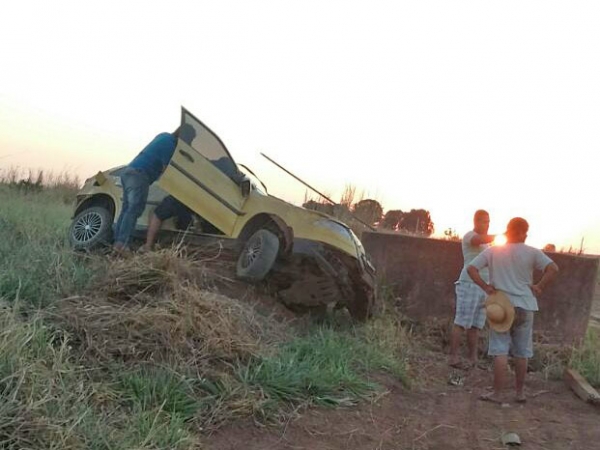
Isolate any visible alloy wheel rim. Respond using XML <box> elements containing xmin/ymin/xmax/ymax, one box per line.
<box><xmin>242</xmin><ymin>236</ymin><xmax>263</xmax><ymax>268</ymax></box>
<box><xmin>72</xmin><ymin>211</ymin><xmax>103</xmax><ymax>243</ymax></box>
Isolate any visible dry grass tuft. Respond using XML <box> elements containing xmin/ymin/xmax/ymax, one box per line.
<box><xmin>96</xmin><ymin>247</ymin><xmax>234</xmax><ymax>299</ymax></box>
<box><xmin>529</xmin><ymin>343</ymin><xmax>573</xmax><ymax>379</ymax></box>
<box><xmin>49</xmin><ymin>250</ymin><xmax>287</xmax><ymax>367</ymax></box>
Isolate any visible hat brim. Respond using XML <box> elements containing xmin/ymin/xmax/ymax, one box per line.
<box><xmin>485</xmin><ymin>291</ymin><xmax>515</xmax><ymax>332</ymax></box>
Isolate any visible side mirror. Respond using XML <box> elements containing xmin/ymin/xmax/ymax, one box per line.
<box><xmin>240</xmin><ymin>179</ymin><xmax>251</xmax><ymax>197</ymax></box>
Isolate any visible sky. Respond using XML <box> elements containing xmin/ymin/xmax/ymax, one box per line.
<box><xmin>1</xmin><ymin>1</ymin><xmax>599</xmax><ymax>253</ymax></box>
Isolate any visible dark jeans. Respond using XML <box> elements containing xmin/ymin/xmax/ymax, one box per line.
<box><xmin>113</xmin><ymin>168</ymin><xmax>150</xmax><ymax>247</ymax></box>
<box><xmin>154</xmin><ymin>195</ymin><xmax>194</xmax><ymax>229</ymax></box>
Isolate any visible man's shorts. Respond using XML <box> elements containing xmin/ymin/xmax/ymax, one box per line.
<box><xmin>154</xmin><ymin>196</ymin><xmax>193</xmax><ymax>230</ymax></box>
<box><xmin>488</xmin><ymin>308</ymin><xmax>534</xmax><ymax>358</ymax></box>
<box><xmin>453</xmin><ymin>281</ymin><xmax>486</xmax><ymax>329</ymax></box>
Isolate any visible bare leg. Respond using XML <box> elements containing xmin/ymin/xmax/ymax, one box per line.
<box><xmin>514</xmin><ymin>357</ymin><xmax>528</xmax><ymax>402</ymax></box>
<box><xmin>479</xmin><ymin>355</ymin><xmax>507</xmax><ymax>403</ymax></box>
<box><xmin>493</xmin><ymin>355</ymin><xmax>508</xmax><ymax>393</ymax></box>
<box><xmin>449</xmin><ymin>325</ymin><xmax>463</xmax><ymax>366</ymax></box>
<box><xmin>141</xmin><ymin>214</ymin><xmax>163</xmax><ymax>251</ymax></box>
<box><xmin>466</xmin><ymin>328</ymin><xmax>479</xmax><ymax>364</ymax></box>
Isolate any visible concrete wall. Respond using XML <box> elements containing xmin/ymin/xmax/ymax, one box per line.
<box><xmin>362</xmin><ymin>231</ymin><xmax>599</xmax><ymax>345</ymax></box>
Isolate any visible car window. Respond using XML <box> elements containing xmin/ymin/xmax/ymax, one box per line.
<box><xmin>182</xmin><ymin>110</ymin><xmax>239</xmax><ymax>179</ymax></box>
<box><xmin>239</xmin><ymin>165</ymin><xmax>267</xmax><ymax>195</ymax></box>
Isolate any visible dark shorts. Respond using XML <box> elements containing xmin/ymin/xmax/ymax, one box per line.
<box><xmin>154</xmin><ymin>196</ymin><xmax>193</xmax><ymax>229</ymax></box>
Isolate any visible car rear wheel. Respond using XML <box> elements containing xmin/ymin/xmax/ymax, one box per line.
<box><xmin>69</xmin><ymin>206</ymin><xmax>113</xmax><ymax>250</ymax></box>
<box><xmin>236</xmin><ymin>229</ymin><xmax>280</xmax><ymax>282</ymax></box>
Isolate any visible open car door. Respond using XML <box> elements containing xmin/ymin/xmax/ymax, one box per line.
<box><xmin>158</xmin><ymin>107</ymin><xmax>246</xmax><ymax>236</ymax></box>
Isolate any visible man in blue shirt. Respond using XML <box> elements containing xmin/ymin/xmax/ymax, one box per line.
<box><xmin>113</xmin><ymin>124</ymin><xmax>196</xmax><ymax>252</ymax></box>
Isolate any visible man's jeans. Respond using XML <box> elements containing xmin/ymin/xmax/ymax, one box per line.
<box><xmin>113</xmin><ymin>168</ymin><xmax>150</xmax><ymax>247</ymax></box>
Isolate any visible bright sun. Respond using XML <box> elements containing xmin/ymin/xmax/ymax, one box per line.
<box><xmin>493</xmin><ymin>234</ymin><xmax>507</xmax><ymax>246</ymax></box>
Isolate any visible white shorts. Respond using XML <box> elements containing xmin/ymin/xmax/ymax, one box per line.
<box><xmin>453</xmin><ymin>281</ymin><xmax>486</xmax><ymax>329</ymax></box>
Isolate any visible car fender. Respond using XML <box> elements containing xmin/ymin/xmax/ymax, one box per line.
<box><xmin>236</xmin><ymin>213</ymin><xmax>294</xmax><ymax>257</ymax></box>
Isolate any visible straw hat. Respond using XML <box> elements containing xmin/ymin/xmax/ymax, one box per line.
<box><xmin>484</xmin><ymin>291</ymin><xmax>515</xmax><ymax>332</ymax></box>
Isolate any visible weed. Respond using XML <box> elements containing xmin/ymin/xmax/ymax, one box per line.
<box><xmin>570</xmin><ymin>329</ymin><xmax>600</xmax><ymax>387</ymax></box>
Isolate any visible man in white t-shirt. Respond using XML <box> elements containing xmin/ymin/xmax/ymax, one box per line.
<box><xmin>449</xmin><ymin>210</ymin><xmax>496</xmax><ymax>369</ymax></box>
<box><xmin>467</xmin><ymin>217</ymin><xmax>559</xmax><ymax>403</ymax></box>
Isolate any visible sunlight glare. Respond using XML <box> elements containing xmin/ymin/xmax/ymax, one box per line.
<box><xmin>492</xmin><ymin>234</ymin><xmax>507</xmax><ymax>246</ymax></box>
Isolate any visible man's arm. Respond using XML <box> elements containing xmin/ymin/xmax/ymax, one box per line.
<box><xmin>470</xmin><ymin>233</ymin><xmax>495</xmax><ymax>246</ymax></box>
<box><xmin>467</xmin><ymin>265</ymin><xmax>496</xmax><ymax>295</ymax></box>
<box><xmin>531</xmin><ymin>262</ymin><xmax>559</xmax><ymax>297</ymax></box>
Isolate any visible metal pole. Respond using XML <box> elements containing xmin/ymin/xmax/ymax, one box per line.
<box><xmin>260</xmin><ymin>152</ymin><xmax>376</xmax><ymax>231</ymax></box>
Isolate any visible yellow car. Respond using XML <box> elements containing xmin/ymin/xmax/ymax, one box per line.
<box><xmin>69</xmin><ymin>107</ymin><xmax>376</xmax><ymax>319</ymax></box>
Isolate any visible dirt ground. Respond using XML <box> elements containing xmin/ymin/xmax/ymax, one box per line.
<box><xmin>197</xmin><ymin>254</ymin><xmax>600</xmax><ymax>449</ymax></box>
<box><xmin>204</xmin><ymin>349</ymin><xmax>600</xmax><ymax>450</ymax></box>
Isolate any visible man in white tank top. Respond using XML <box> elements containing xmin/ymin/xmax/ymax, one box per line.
<box><xmin>449</xmin><ymin>210</ymin><xmax>496</xmax><ymax>369</ymax></box>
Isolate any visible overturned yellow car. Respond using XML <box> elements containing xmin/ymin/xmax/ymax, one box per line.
<box><xmin>69</xmin><ymin>107</ymin><xmax>376</xmax><ymax>319</ymax></box>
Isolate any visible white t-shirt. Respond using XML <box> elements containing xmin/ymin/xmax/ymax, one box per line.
<box><xmin>469</xmin><ymin>243</ymin><xmax>554</xmax><ymax>311</ymax></box>
<box><xmin>458</xmin><ymin>230</ymin><xmax>490</xmax><ymax>283</ymax></box>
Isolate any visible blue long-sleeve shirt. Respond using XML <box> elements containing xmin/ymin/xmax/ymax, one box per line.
<box><xmin>128</xmin><ymin>132</ymin><xmax>177</xmax><ymax>183</ymax></box>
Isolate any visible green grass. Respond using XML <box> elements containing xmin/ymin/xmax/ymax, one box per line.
<box><xmin>0</xmin><ymin>301</ymin><xmax>201</xmax><ymax>450</ymax></box>
<box><xmin>0</xmin><ymin>309</ymin><xmax>97</xmax><ymax>449</ymax></box>
<box><xmin>110</xmin><ymin>319</ymin><xmax>409</xmax><ymax>429</ymax></box>
<box><xmin>0</xmin><ymin>184</ymin><xmax>199</xmax><ymax>449</ymax></box>
<box><xmin>238</xmin><ymin>321</ymin><xmax>409</xmax><ymax>417</ymax></box>
<box><xmin>571</xmin><ymin>329</ymin><xmax>600</xmax><ymax>388</ymax></box>
<box><xmin>0</xmin><ymin>185</ymin><xmax>92</xmax><ymax>308</ymax></box>
<box><xmin>118</xmin><ymin>367</ymin><xmax>200</xmax><ymax>420</ymax></box>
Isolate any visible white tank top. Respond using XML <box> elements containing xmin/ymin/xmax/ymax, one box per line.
<box><xmin>458</xmin><ymin>230</ymin><xmax>490</xmax><ymax>283</ymax></box>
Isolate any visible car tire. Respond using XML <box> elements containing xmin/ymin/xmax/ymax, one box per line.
<box><xmin>69</xmin><ymin>205</ymin><xmax>114</xmax><ymax>251</ymax></box>
<box><xmin>236</xmin><ymin>229</ymin><xmax>280</xmax><ymax>282</ymax></box>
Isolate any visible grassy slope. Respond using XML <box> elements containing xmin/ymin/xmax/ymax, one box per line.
<box><xmin>0</xmin><ymin>184</ymin><xmax>409</xmax><ymax>450</ymax></box>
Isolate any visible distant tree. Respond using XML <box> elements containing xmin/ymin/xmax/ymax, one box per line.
<box><xmin>352</xmin><ymin>199</ymin><xmax>384</xmax><ymax>226</ymax></box>
<box><xmin>381</xmin><ymin>210</ymin><xmax>404</xmax><ymax>230</ymax></box>
<box><xmin>399</xmin><ymin>209</ymin><xmax>434</xmax><ymax>236</ymax></box>
<box><xmin>543</xmin><ymin>243</ymin><xmax>556</xmax><ymax>252</ymax></box>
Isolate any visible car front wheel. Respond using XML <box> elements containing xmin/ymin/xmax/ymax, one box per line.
<box><xmin>69</xmin><ymin>205</ymin><xmax>113</xmax><ymax>250</ymax></box>
<box><xmin>236</xmin><ymin>229</ymin><xmax>280</xmax><ymax>282</ymax></box>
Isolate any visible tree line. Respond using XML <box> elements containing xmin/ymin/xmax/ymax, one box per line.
<box><xmin>302</xmin><ymin>198</ymin><xmax>435</xmax><ymax>236</ymax></box>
